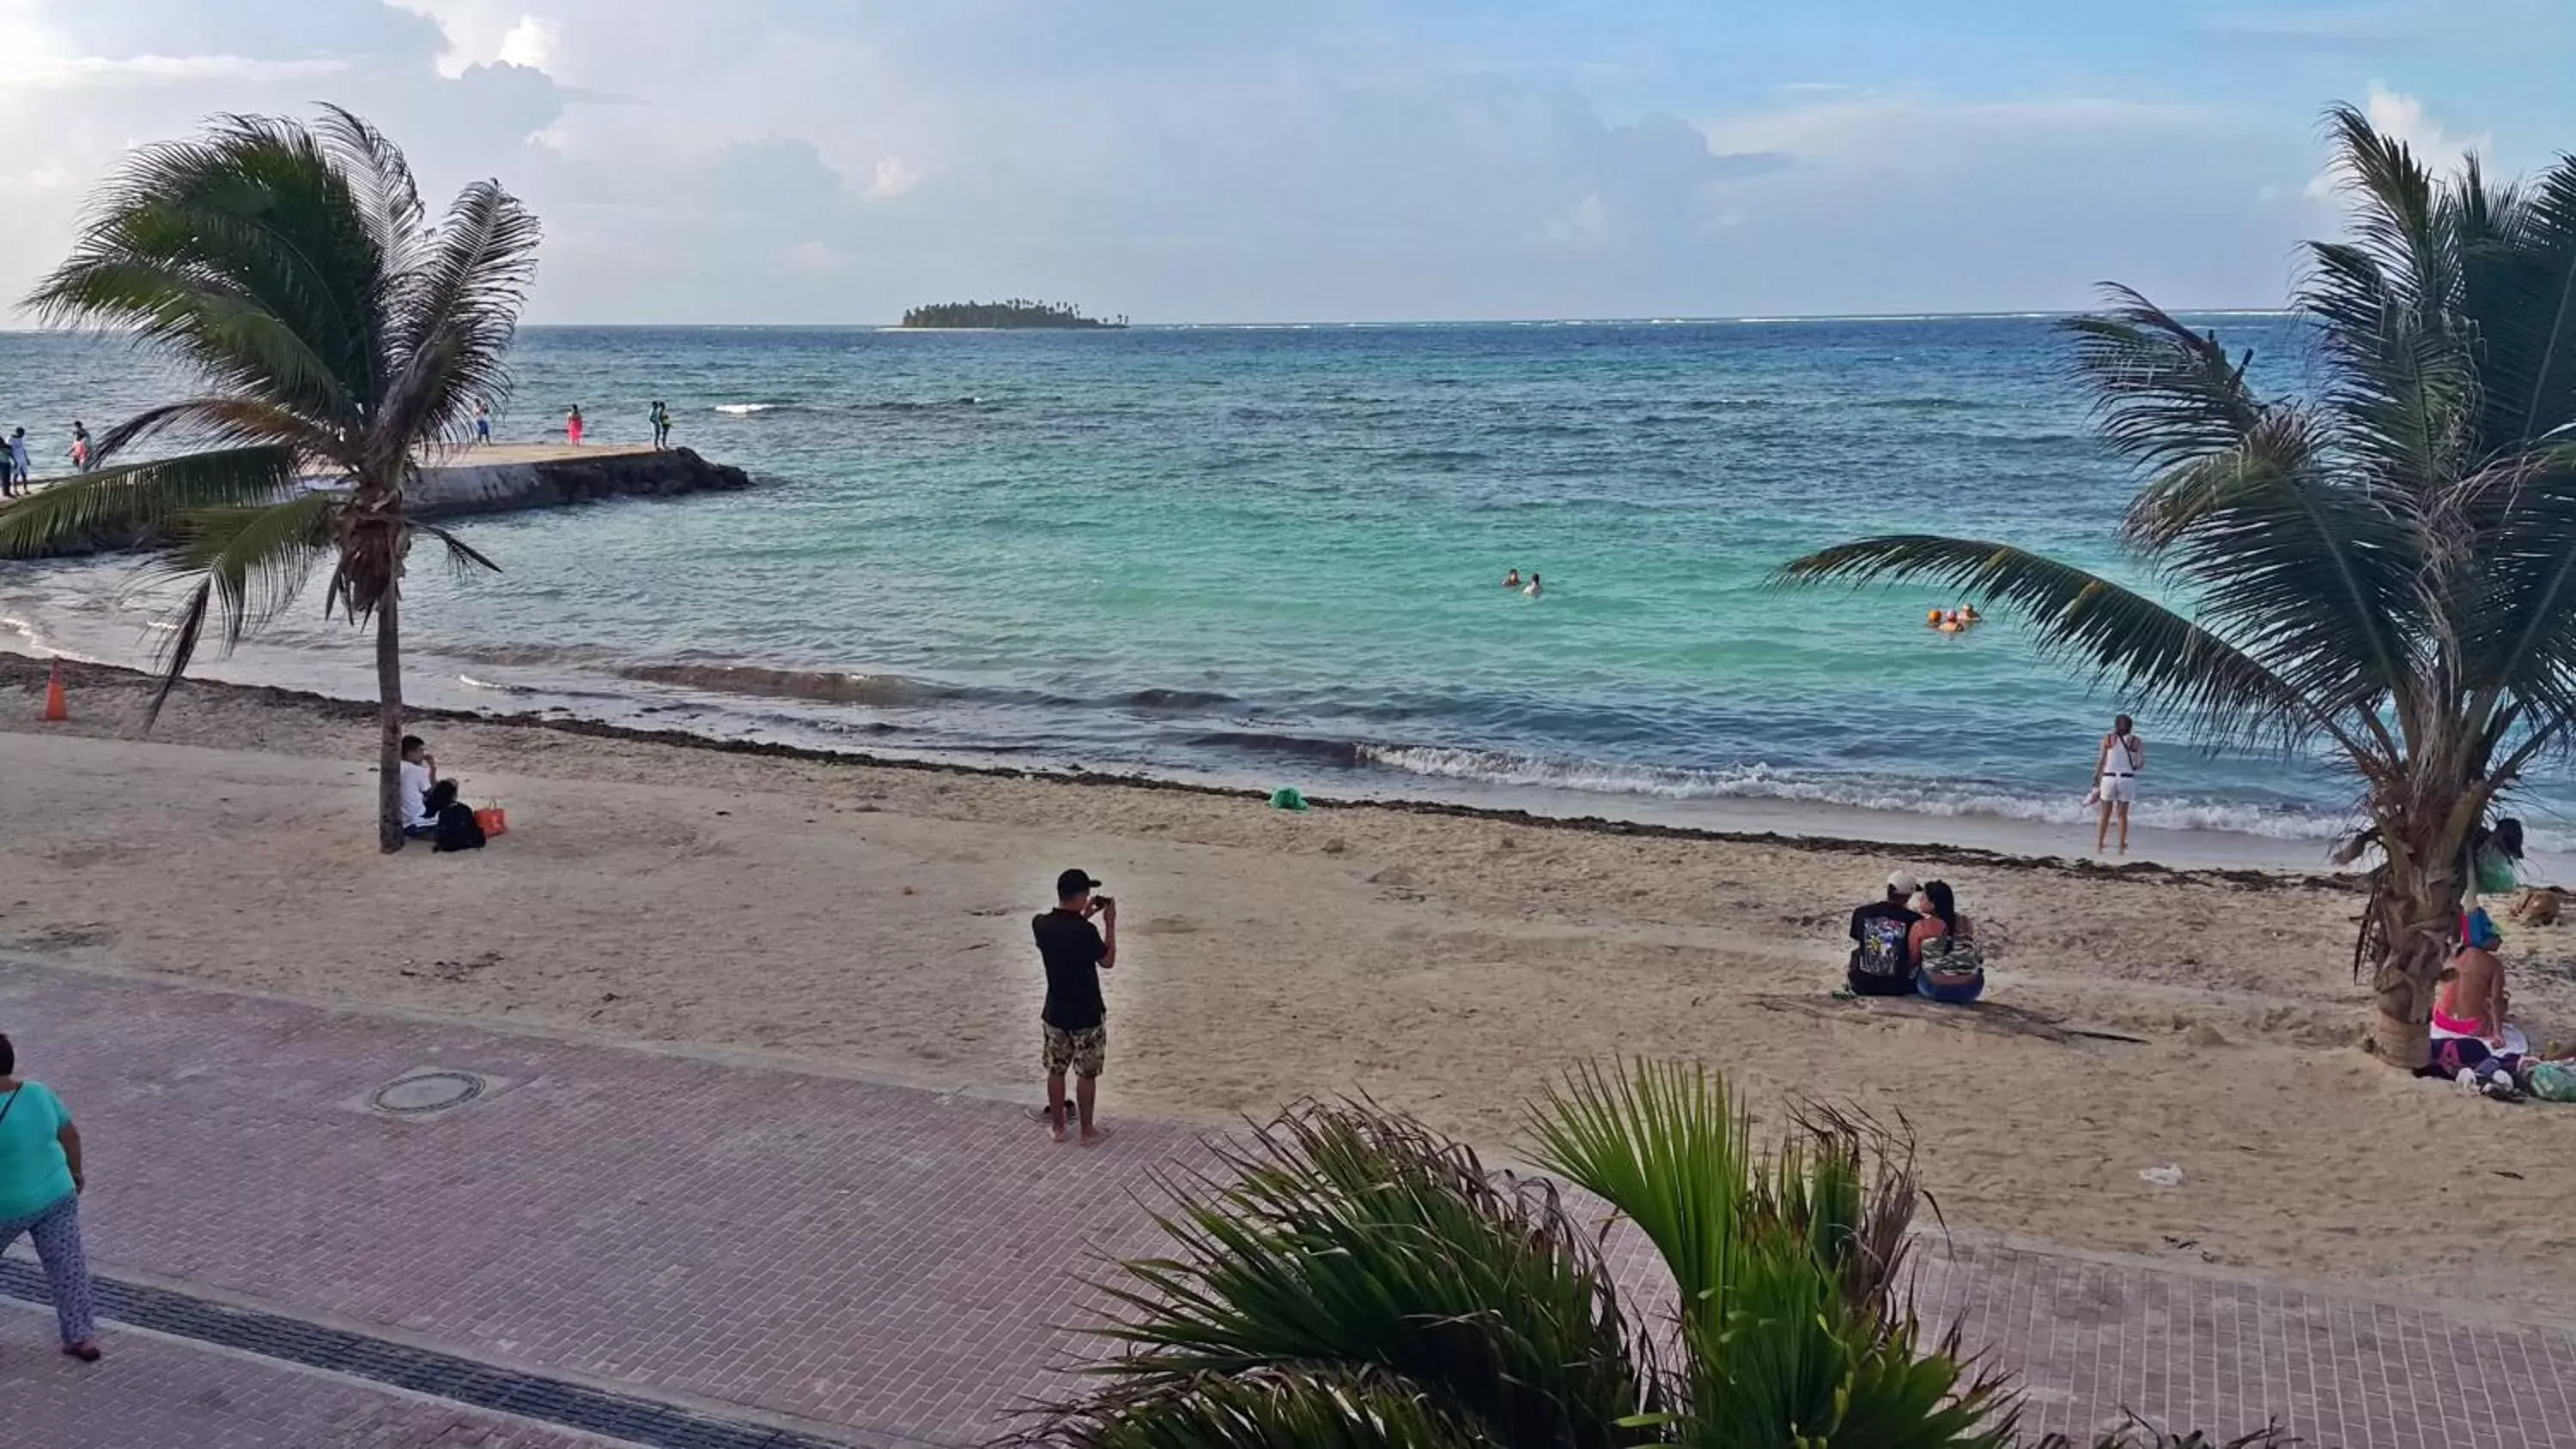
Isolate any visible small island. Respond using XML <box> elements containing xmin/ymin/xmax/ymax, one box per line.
<box><xmin>898</xmin><ymin>299</ymin><xmax>1128</xmax><ymax>330</ymax></box>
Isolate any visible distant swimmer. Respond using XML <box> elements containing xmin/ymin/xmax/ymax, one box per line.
<box><xmin>1524</xmin><ymin>572</ymin><xmax>1543</xmax><ymax>598</ymax></box>
<box><xmin>1962</xmin><ymin>603</ymin><xmax>1982</xmax><ymax>624</ymax></box>
<box><xmin>1504</xmin><ymin>568</ymin><xmax>1522</xmax><ymax>590</ymax></box>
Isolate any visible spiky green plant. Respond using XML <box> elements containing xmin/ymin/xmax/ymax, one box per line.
<box><xmin>1779</xmin><ymin>104</ymin><xmax>2576</xmax><ymax>1067</ymax></box>
<box><xmin>1036</xmin><ymin>1061</ymin><xmax>2018</xmax><ymax>1448</ymax></box>
<box><xmin>0</xmin><ymin>107</ymin><xmax>539</xmax><ymax>852</ymax></box>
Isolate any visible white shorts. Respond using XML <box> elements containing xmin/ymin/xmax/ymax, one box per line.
<box><xmin>2098</xmin><ymin>774</ymin><xmax>2136</xmax><ymax>804</ymax></box>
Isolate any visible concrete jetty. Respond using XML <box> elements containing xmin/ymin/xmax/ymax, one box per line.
<box><xmin>3</xmin><ymin>444</ymin><xmax>755</xmax><ymax>558</ymax></box>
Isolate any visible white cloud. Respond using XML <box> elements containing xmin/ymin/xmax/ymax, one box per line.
<box><xmin>401</xmin><ymin>2</ymin><xmax>557</xmax><ymax>79</ymax></box>
<box><xmin>865</xmin><ymin>155</ymin><xmax>920</xmax><ymax>200</ymax></box>
<box><xmin>496</xmin><ymin>15</ymin><xmax>555</xmax><ymax>70</ymax></box>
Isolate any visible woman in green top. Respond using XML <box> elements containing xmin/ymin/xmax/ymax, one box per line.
<box><xmin>0</xmin><ymin>1033</ymin><xmax>100</xmax><ymax>1361</ymax></box>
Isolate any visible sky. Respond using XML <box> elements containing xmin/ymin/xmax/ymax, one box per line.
<box><xmin>0</xmin><ymin>1</ymin><xmax>2568</xmax><ymax>324</ymax></box>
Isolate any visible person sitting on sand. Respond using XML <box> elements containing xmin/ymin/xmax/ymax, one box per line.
<box><xmin>2436</xmin><ymin>908</ymin><xmax>2526</xmax><ymax>1058</ymax></box>
<box><xmin>1504</xmin><ymin>568</ymin><xmax>1522</xmax><ymax>590</ymax></box>
<box><xmin>1909</xmin><ymin>881</ymin><xmax>1985</xmax><ymax>1005</ymax></box>
<box><xmin>398</xmin><ymin>735</ymin><xmax>441</xmax><ymax>840</ymax></box>
<box><xmin>1846</xmin><ymin>870</ymin><xmax>1923</xmax><ymax>997</ymax></box>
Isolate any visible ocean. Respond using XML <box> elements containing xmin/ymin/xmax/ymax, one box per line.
<box><xmin>5</xmin><ymin>316</ymin><xmax>2561</xmax><ymax>860</ymax></box>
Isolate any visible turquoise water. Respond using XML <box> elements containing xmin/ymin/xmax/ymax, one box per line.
<box><xmin>3</xmin><ymin>316</ymin><xmax>2546</xmax><ymax>847</ymax></box>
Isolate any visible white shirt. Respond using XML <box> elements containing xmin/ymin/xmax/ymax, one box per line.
<box><xmin>399</xmin><ymin>760</ymin><xmax>434</xmax><ymax>828</ymax></box>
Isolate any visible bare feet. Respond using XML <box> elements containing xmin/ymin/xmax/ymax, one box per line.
<box><xmin>1049</xmin><ymin>1121</ymin><xmax>1067</xmax><ymax>1143</ymax></box>
<box><xmin>1081</xmin><ymin>1125</ymin><xmax>1112</xmax><ymax>1149</ymax></box>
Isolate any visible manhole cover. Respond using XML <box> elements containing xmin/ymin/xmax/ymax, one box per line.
<box><xmin>368</xmin><ymin>1070</ymin><xmax>487</xmax><ymax>1115</ymax></box>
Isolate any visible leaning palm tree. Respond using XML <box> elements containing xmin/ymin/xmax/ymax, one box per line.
<box><xmin>1039</xmin><ymin>1060</ymin><xmax>2020</xmax><ymax>1447</ymax></box>
<box><xmin>0</xmin><ymin>106</ymin><xmax>539</xmax><ymax>852</ymax></box>
<box><xmin>1780</xmin><ymin>104</ymin><xmax>2576</xmax><ymax>1068</ymax></box>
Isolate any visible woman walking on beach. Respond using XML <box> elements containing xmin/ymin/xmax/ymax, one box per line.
<box><xmin>2094</xmin><ymin>713</ymin><xmax>2145</xmax><ymax>855</ymax></box>
<box><xmin>0</xmin><ymin>1033</ymin><xmax>101</xmax><ymax>1363</ymax></box>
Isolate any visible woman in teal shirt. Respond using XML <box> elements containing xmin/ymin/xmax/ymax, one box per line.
<box><xmin>0</xmin><ymin>1033</ymin><xmax>99</xmax><ymax>1361</ymax></box>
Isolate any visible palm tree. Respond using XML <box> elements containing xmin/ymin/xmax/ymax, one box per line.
<box><xmin>0</xmin><ymin>107</ymin><xmax>540</xmax><ymax>852</ymax></box>
<box><xmin>1780</xmin><ymin>105</ymin><xmax>2576</xmax><ymax>1069</ymax></box>
<box><xmin>1040</xmin><ymin>1060</ymin><xmax>2020</xmax><ymax>1447</ymax></box>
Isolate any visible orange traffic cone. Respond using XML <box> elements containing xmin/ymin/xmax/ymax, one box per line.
<box><xmin>42</xmin><ymin>658</ymin><xmax>67</xmax><ymax>722</ymax></box>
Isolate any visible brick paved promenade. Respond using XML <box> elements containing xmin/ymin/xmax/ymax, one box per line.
<box><xmin>3</xmin><ymin>960</ymin><xmax>2571</xmax><ymax>1448</ymax></box>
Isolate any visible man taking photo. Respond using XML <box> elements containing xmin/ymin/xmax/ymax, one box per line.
<box><xmin>1034</xmin><ymin>868</ymin><xmax>1117</xmax><ymax>1146</ymax></box>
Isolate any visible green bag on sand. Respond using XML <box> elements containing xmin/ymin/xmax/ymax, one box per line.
<box><xmin>1268</xmin><ymin>786</ymin><xmax>1309</xmax><ymax>811</ymax></box>
<box><xmin>2527</xmin><ymin>1061</ymin><xmax>2576</xmax><ymax>1104</ymax></box>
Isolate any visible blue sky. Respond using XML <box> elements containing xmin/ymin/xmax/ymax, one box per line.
<box><xmin>0</xmin><ymin>1</ymin><xmax>2567</xmax><ymax>322</ymax></box>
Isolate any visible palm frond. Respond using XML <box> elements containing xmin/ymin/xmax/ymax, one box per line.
<box><xmin>1036</xmin><ymin>1367</ymin><xmax>1493</xmax><ymax>1449</ymax></box>
<box><xmin>2461</xmin><ymin>149</ymin><xmax>2576</xmax><ymax>449</ymax></box>
<box><xmin>414</xmin><ymin>521</ymin><xmax>502</xmax><ymax>582</ymax></box>
<box><xmin>148</xmin><ymin>491</ymin><xmax>341</xmax><ymax>647</ymax></box>
<box><xmin>2057</xmin><ymin>288</ymin><xmax>2268</xmax><ymax>473</ymax></box>
<box><xmin>1524</xmin><ymin>1059</ymin><xmax>1750</xmax><ymax>1325</ymax></box>
<box><xmin>0</xmin><ymin>446</ymin><xmax>300</xmax><ymax>558</ymax></box>
<box><xmin>1084</xmin><ymin>1102</ymin><xmax>1650</xmax><ymax>1449</ymax></box>
<box><xmin>379</xmin><ymin>178</ymin><xmax>543</xmax><ymax>456</ymax></box>
<box><xmin>1774</xmin><ymin>537</ymin><xmax>2355</xmax><ymax>755</ymax></box>
<box><xmin>2114</xmin><ymin>408</ymin><xmax>2419</xmax><ymax>718</ymax></box>
<box><xmin>92</xmin><ymin>397</ymin><xmax>337</xmax><ymax>467</ymax></box>
<box><xmin>313</xmin><ymin>104</ymin><xmax>425</xmax><ymax>281</ymax></box>
<box><xmin>25</xmin><ymin>112</ymin><xmax>385</xmax><ymax>423</ymax></box>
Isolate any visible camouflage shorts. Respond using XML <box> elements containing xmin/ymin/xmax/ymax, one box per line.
<box><xmin>1042</xmin><ymin>1022</ymin><xmax>1108</xmax><ymax>1078</ymax></box>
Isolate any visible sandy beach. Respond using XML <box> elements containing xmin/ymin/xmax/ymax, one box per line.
<box><xmin>2</xmin><ymin>654</ymin><xmax>2572</xmax><ymax>1323</ymax></box>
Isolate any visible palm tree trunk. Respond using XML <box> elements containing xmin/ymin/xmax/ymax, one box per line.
<box><xmin>2367</xmin><ymin>843</ymin><xmax>2466</xmax><ymax>1071</ymax></box>
<box><xmin>376</xmin><ymin>591</ymin><xmax>406</xmax><ymax>854</ymax></box>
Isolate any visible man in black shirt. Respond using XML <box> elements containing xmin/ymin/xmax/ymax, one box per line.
<box><xmin>1847</xmin><ymin>870</ymin><xmax>1923</xmax><ymax>997</ymax></box>
<box><xmin>1033</xmin><ymin>867</ymin><xmax>1118</xmax><ymax>1145</ymax></box>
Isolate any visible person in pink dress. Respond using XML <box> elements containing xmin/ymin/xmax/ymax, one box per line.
<box><xmin>566</xmin><ymin>404</ymin><xmax>585</xmax><ymax>446</ymax></box>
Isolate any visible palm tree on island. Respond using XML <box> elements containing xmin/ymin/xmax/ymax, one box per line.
<box><xmin>1783</xmin><ymin>105</ymin><xmax>2576</xmax><ymax>1068</ymax></box>
<box><xmin>0</xmin><ymin>106</ymin><xmax>540</xmax><ymax>852</ymax></box>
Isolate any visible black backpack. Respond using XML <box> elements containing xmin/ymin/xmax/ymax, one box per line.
<box><xmin>432</xmin><ymin>801</ymin><xmax>487</xmax><ymax>853</ymax></box>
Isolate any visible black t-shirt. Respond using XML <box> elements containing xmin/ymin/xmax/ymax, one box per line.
<box><xmin>1847</xmin><ymin>900</ymin><xmax>1922</xmax><ymax>993</ymax></box>
<box><xmin>1033</xmin><ymin>908</ymin><xmax>1108</xmax><ymax>1029</ymax></box>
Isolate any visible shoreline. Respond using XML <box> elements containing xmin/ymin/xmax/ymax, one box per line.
<box><xmin>0</xmin><ymin>651</ymin><xmax>2360</xmax><ymax>893</ymax></box>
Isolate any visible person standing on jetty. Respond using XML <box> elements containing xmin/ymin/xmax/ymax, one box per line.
<box><xmin>1034</xmin><ymin>868</ymin><xmax>1117</xmax><ymax>1146</ymax></box>
<box><xmin>473</xmin><ymin>401</ymin><xmax>491</xmax><ymax>446</ymax></box>
<box><xmin>68</xmin><ymin>421</ymin><xmax>92</xmax><ymax>471</ymax></box>
<box><xmin>2093</xmin><ymin>713</ymin><xmax>2145</xmax><ymax>855</ymax></box>
<box><xmin>648</xmin><ymin>400</ymin><xmax>671</xmax><ymax>449</ymax></box>
<box><xmin>565</xmin><ymin>404</ymin><xmax>584</xmax><ymax>446</ymax></box>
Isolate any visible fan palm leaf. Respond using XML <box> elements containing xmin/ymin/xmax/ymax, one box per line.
<box><xmin>1049</xmin><ymin>1064</ymin><xmax>2017</xmax><ymax>1449</ymax></box>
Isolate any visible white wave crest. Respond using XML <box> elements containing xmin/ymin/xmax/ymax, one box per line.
<box><xmin>713</xmin><ymin>403</ymin><xmax>779</xmax><ymax>415</ymax></box>
<box><xmin>1354</xmin><ymin>744</ymin><xmax>2356</xmax><ymax>842</ymax></box>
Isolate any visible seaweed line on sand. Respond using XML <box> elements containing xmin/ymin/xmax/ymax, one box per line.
<box><xmin>0</xmin><ymin>652</ymin><xmax>2357</xmax><ymax>895</ymax></box>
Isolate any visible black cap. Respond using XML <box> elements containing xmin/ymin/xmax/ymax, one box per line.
<box><xmin>1056</xmin><ymin>868</ymin><xmax>1103</xmax><ymax>898</ymax></box>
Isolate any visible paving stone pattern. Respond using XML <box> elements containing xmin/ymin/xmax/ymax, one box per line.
<box><xmin>3</xmin><ymin>961</ymin><xmax>2572</xmax><ymax>1448</ymax></box>
<box><xmin>1</xmin><ymin>1300</ymin><xmax>623</xmax><ymax>1449</ymax></box>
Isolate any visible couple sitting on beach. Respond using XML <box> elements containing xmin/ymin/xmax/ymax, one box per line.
<box><xmin>1846</xmin><ymin>870</ymin><xmax>1984</xmax><ymax>1004</ymax></box>
<box><xmin>398</xmin><ymin>735</ymin><xmax>486</xmax><ymax>852</ymax></box>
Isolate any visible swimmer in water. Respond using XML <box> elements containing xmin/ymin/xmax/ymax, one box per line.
<box><xmin>1504</xmin><ymin>568</ymin><xmax>1522</xmax><ymax>590</ymax></box>
<box><xmin>1525</xmin><ymin>573</ymin><xmax>1543</xmax><ymax>597</ymax></box>
<box><xmin>1961</xmin><ymin>603</ymin><xmax>1982</xmax><ymax>624</ymax></box>
<box><xmin>1926</xmin><ymin>609</ymin><xmax>1944</xmax><ymax>627</ymax></box>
